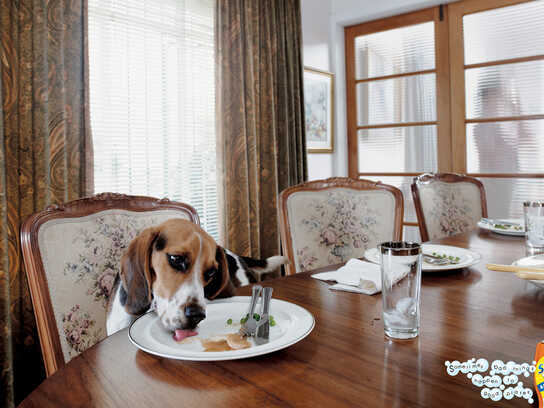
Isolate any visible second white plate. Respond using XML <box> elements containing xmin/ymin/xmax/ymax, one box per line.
<box><xmin>477</xmin><ymin>218</ymin><xmax>525</xmax><ymax>236</ymax></box>
<box><xmin>364</xmin><ymin>244</ymin><xmax>482</xmax><ymax>272</ymax></box>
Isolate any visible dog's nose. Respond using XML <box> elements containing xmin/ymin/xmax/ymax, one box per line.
<box><xmin>184</xmin><ymin>304</ymin><xmax>206</xmax><ymax>326</ymax></box>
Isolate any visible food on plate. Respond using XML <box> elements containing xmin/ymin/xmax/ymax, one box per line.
<box><xmin>199</xmin><ymin>333</ymin><xmax>251</xmax><ymax>352</ymax></box>
<box><xmin>431</xmin><ymin>252</ymin><xmax>460</xmax><ymax>263</ymax></box>
<box><xmin>494</xmin><ymin>223</ymin><xmax>523</xmax><ymax>231</ymax></box>
<box><xmin>236</xmin><ymin>313</ymin><xmax>276</xmax><ymax>326</ymax></box>
<box><xmin>200</xmin><ymin>338</ymin><xmax>231</xmax><ymax>352</ymax></box>
<box><xmin>225</xmin><ymin>333</ymin><xmax>251</xmax><ymax>350</ymax></box>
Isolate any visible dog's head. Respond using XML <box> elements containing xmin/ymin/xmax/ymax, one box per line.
<box><xmin>120</xmin><ymin>219</ymin><xmax>229</xmax><ymax>331</ymax></box>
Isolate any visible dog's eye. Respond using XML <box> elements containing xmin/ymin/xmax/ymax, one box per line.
<box><xmin>167</xmin><ymin>254</ymin><xmax>189</xmax><ymax>272</ymax></box>
<box><xmin>204</xmin><ymin>268</ymin><xmax>217</xmax><ymax>282</ymax></box>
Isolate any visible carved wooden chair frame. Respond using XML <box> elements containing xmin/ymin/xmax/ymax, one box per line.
<box><xmin>411</xmin><ymin>173</ymin><xmax>488</xmax><ymax>242</ymax></box>
<box><xmin>20</xmin><ymin>193</ymin><xmax>199</xmax><ymax>376</ymax></box>
<box><xmin>278</xmin><ymin>177</ymin><xmax>404</xmax><ymax>275</ymax></box>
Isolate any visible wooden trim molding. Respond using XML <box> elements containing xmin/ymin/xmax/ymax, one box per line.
<box><xmin>468</xmin><ymin>173</ymin><xmax>544</xmax><ymax>178</ymax></box>
<box><xmin>465</xmin><ymin>54</ymin><xmax>544</xmax><ymax>70</ymax></box>
<box><xmin>355</xmin><ymin>69</ymin><xmax>436</xmax><ymax>84</ymax></box>
<box><xmin>345</xmin><ymin>5</ymin><xmax>451</xmax><ymax>178</ymax></box>
<box><xmin>344</xmin><ymin>7</ymin><xmax>435</xmax><ymax>38</ymax></box>
<box><xmin>356</xmin><ymin>121</ymin><xmax>437</xmax><ymax>130</ymax></box>
<box><xmin>20</xmin><ymin>193</ymin><xmax>199</xmax><ymax>376</ymax></box>
<box><xmin>358</xmin><ymin>172</ymin><xmax>424</xmax><ymax>177</ymax></box>
<box><xmin>278</xmin><ymin>177</ymin><xmax>404</xmax><ymax>275</ymax></box>
<box><xmin>465</xmin><ymin>114</ymin><xmax>544</xmax><ymax>124</ymax></box>
<box><xmin>411</xmin><ymin>173</ymin><xmax>488</xmax><ymax>242</ymax></box>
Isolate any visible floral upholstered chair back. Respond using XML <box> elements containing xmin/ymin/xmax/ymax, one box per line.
<box><xmin>411</xmin><ymin>173</ymin><xmax>488</xmax><ymax>242</ymax></box>
<box><xmin>278</xmin><ymin>178</ymin><xmax>404</xmax><ymax>275</ymax></box>
<box><xmin>20</xmin><ymin>193</ymin><xmax>199</xmax><ymax>376</ymax></box>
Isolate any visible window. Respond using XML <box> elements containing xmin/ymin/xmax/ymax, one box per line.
<box><xmin>345</xmin><ymin>8</ymin><xmax>451</xmax><ymax>241</ymax></box>
<box><xmin>449</xmin><ymin>0</ymin><xmax>544</xmax><ymax>219</ymax></box>
<box><xmin>345</xmin><ymin>0</ymin><xmax>544</xmax><ymax>239</ymax></box>
<box><xmin>88</xmin><ymin>0</ymin><xmax>218</xmax><ymax>238</ymax></box>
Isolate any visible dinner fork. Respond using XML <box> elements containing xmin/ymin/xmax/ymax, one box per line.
<box><xmin>239</xmin><ymin>284</ymin><xmax>262</xmax><ymax>337</ymax></box>
<box><xmin>255</xmin><ymin>287</ymin><xmax>273</xmax><ymax>345</ymax></box>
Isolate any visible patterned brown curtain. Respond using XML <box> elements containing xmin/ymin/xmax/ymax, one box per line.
<box><xmin>0</xmin><ymin>1</ymin><xmax>92</xmax><ymax>405</ymax></box>
<box><xmin>215</xmin><ymin>0</ymin><xmax>307</xmax><ymax>260</ymax></box>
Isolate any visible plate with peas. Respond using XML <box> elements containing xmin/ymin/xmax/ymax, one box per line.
<box><xmin>129</xmin><ymin>297</ymin><xmax>315</xmax><ymax>361</ymax></box>
<box><xmin>364</xmin><ymin>244</ymin><xmax>482</xmax><ymax>272</ymax></box>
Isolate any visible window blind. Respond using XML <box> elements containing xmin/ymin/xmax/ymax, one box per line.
<box><xmin>88</xmin><ymin>0</ymin><xmax>218</xmax><ymax>238</ymax></box>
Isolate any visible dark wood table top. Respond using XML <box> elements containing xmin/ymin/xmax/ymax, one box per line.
<box><xmin>20</xmin><ymin>229</ymin><xmax>543</xmax><ymax>407</ymax></box>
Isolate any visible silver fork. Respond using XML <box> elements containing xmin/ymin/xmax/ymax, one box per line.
<box><xmin>239</xmin><ymin>285</ymin><xmax>262</xmax><ymax>337</ymax></box>
<box><xmin>255</xmin><ymin>287</ymin><xmax>273</xmax><ymax>345</ymax></box>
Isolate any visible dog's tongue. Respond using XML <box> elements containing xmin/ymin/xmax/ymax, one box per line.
<box><xmin>173</xmin><ymin>329</ymin><xmax>198</xmax><ymax>342</ymax></box>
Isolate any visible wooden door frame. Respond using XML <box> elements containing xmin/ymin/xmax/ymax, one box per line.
<box><xmin>344</xmin><ymin>6</ymin><xmax>452</xmax><ymax>180</ymax></box>
<box><xmin>448</xmin><ymin>0</ymin><xmax>542</xmax><ymax>176</ymax></box>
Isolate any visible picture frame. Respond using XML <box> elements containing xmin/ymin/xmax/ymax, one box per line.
<box><xmin>303</xmin><ymin>67</ymin><xmax>334</xmax><ymax>153</ymax></box>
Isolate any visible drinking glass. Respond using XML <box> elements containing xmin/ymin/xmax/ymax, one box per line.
<box><xmin>379</xmin><ymin>242</ymin><xmax>422</xmax><ymax>339</ymax></box>
<box><xmin>524</xmin><ymin>202</ymin><xmax>544</xmax><ymax>251</ymax></box>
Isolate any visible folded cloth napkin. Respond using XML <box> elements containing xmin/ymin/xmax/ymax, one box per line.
<box><xmin>311</xmin><ymin>258</ymin><xmax>409</xmax><ymax>295</ymax></box>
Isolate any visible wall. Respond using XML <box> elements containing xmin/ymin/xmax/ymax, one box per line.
<box><xmin>301</xmin><ymin>0</ymin><xmax>335</xmax><ymax>180</ymax></box>
<box><xmin>301</xmin><ymin>0</ymin><xmax>457</xmax><ymax>180</ymax></box>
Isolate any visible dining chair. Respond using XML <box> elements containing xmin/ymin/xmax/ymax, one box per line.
<box><xmin>278</xmin><ymin>177</ymin><xmax>404</xmax><ymax>275</ymax></box>
<box><xmin>20</xmin><ymin>193</ymin><xmax>199</xmax><ymax>376</ymax></box>
<box><xmin>411</xmin><ymin>173</ymin><xmax>488</xmax><ymax>242</ymax></box>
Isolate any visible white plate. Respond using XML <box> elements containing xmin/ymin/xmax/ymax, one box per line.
<box><xmin>129</xmin><ymin>296</ymin><xmax>315</xmax><ymax>361</ymax></box>
<box><xmin>364</xmin><ymin>244</ymin><xmax>482</xmax><ymax>272</ymax></box>
<box><xmin>477</xmin><ymin>218</ymin><xmax>525</xmax><ymax>236</ymax></box>
<box><xmin>512</xmin><ymin>254</ymin><xmax>544</xmax><ymax>289</ymax></box>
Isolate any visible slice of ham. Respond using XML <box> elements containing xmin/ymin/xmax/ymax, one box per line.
<box><xmin>173</xmin><ymin>329</ymin><xmax>198</xmax><ymax>342</ymax></box>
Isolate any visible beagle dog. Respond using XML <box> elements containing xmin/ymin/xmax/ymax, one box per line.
<box><xmin>106</xmin><ymin>219</ymin><xmax>287</xmax><ymax>335</ymax></box>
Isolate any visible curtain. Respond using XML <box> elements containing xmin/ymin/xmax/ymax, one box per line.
<box><xmin>0</xmin><ymin>1</ymin><xmax>92</xmax><ymax>405</ymax></box>
<box><xmin>215</xmin><ymin>0</ymin><xmax>307</xmax><ymax>261</ymax></box>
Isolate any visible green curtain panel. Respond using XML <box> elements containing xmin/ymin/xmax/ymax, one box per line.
<box><xmin>216</xmin><ymin>0</ymin><xmax>307</xmax><ymax>261</ymax></box>
<box><xmin>0</xmin><ymin>0</ymin><xmax>92</xmax><ymax>405</ymax></box>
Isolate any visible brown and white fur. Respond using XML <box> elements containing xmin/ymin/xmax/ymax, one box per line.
<box><xmin>106</xmin><ymin>219</ymin><xmax>287</xmax><ymax>335</ymax></box>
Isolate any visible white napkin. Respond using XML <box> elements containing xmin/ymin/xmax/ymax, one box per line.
<box><xmin>311</xmin><ymin>258</ymin><xmax>409</xmax><ymax>295</ymax></box>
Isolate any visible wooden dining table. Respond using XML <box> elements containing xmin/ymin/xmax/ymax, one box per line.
<box><xmin>19</xmin><ymin>229</ymin><xmax>543</xmax><ymax>407</ymax></box>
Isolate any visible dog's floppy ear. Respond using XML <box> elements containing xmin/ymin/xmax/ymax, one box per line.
<box><xmin>120</xmin><ymin>226</ymin><xmax>158</xmax><ymax>315</ymax></box>
<box><xmin>205</xmin><ymin>246</ymin><xmax>234</xmax><ymax>299</ymax></box>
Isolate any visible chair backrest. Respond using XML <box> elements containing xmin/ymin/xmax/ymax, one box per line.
<box><xmin>278</xmin><ymin>177</ymin><xmax>403</xmax><ymax>275</ymax></box>
<box><xmin>411</xmin><ymin>173</ymin><xmax>488</xmax><ymax>242</ymax></box>
<box><xmin>20</xmin><ymin>193</ymin><xmax>199</xmax><ymax>376</ymax></box>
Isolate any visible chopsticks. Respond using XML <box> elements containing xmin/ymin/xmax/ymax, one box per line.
<box><xmin>486</xmin><ymin>263</ymin><xmax>544</xmax><ymax>280</ymax></box>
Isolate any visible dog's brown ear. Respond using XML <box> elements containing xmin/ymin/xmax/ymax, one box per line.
<box><xmin>205</xmin><ymin>246</ymin><xmax>235</xmax><ymax>299</ymax></box>
<box><xmin>120</xmin><ymin>227</ymin><xmax>158</xmax><ymax>315</ymax></box>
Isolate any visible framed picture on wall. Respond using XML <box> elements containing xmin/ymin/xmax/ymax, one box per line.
<box><xmin>303</xmin><ymin>67</ymin><xmax>334</xmax><ymax>153</ymax></box>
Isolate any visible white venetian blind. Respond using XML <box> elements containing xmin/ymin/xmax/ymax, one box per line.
<box><xmin>88</xmin><ymin>0</ymin><xmax>218</xmax><ymax>238</ymax></box>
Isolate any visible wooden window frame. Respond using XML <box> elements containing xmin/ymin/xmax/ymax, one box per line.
<box><xmin>448</xmin><ymin>0</ymin><xmax>544</xmax><ymax>179</ymax></box>
<box><xmin>345</xmin><ymin>6</ymin><xmax>452</xmax><ymax>180</ymax></box>
<box><xmin>345</xmin><ymin>0</ymin><xmax>544</xmax><ymax>231</ymax></box>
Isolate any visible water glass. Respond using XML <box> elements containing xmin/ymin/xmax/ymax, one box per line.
<box><xmin>379</xmin><ymin>242</ymin><xmax>422</xmax><ymax>340</ymax></box>
<box><xmin>524</xmin><ymin>202</ymin><xmax>544</xmax><ymax>250</ymax></box>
